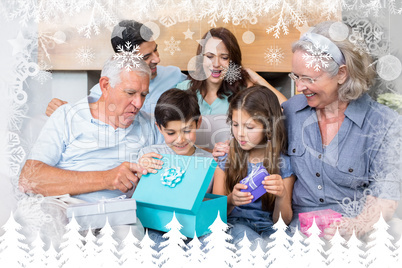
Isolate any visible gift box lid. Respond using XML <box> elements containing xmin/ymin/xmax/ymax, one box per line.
<box><xmin>66</xmin><ymin>198</ymin><xmax>136</xmax><ymax>218</ymax></box>
<box><xmin>133</xmin><ymin>154</ymin><xmax>217</xmax><ymax>214</ymax></box>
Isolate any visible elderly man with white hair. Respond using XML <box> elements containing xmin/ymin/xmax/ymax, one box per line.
<box><xmin>18</xmin><ymin>57</ymin><xmax>164</xmax><ymax>244</ymax></box>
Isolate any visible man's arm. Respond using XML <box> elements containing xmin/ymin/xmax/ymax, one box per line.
<box><xmin>244</xmin><ymin>67</ymin><xmax>287</xmax><ymax>105</ymax></box>
<box><xmin>19</xmin><ymin>159</ymin><xmax>147</xmax><ymax>196</ymax></box>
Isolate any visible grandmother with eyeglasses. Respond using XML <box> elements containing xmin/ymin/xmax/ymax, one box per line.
<box><xmin>282</xmin><ymin>21</ymin><xmax>402</xmax><ymax>240</ymax></box>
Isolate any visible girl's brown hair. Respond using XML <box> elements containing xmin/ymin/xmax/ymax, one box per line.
<box><xmin>224</xmin><ymin>85</ymin><xmax>287</xmax><ymax>211</ymax></box>
<box><xmin>188</xmin><ymin>27</ymin><xmax>250</xmax><ymax>102</ymax></box>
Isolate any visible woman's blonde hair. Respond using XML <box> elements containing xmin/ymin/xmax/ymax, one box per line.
<box><xmin>223</xmin><ymin>85</ymin><xmax>287</xmax><ymax>212</ymax></box>
<box><xmin>292</xmin><ymin>21</ymin><xmax>376</xmax><ymax>102</ymax></box>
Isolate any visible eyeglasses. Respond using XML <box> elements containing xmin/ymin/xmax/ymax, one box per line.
<box><xmin>288</xmin><ymin>72</ymin><xmax>320</xmax><ymax>85</ymax></box>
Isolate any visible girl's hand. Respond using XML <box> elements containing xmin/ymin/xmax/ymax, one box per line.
<box><xmin>212</xmin><ymin>140</ymin><xmax>230</xmax><ymax>161</ymax></box>
<box><xmin>262</xmin><ymin>174</ymin><xmax>286</xmax><ymax>197</ymax></box>
<box><xmin>229</xmin><ymin>183</ymin><xmax>253</xmax><ymax>207</ymax></box>
<box><xmin>138</xmin><ymin>152</ymin><xmax>163</xmax><ymax>174</ymax></box>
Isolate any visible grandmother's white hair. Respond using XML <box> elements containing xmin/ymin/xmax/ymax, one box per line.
<box><xmin>292</xmin><ymin>21</ymin><xmax>376</xmax><ymax>102</ymax></box>
<box><xmin>100</xmin><ymin>56</ymin><xmax>151</xmax><ymax>88</ymax></box>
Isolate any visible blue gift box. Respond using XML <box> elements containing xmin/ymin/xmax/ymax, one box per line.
<box><xmin>133</xmin><ymin>154</ymin><xmax>227</xmax><ymax>238</ymax></box>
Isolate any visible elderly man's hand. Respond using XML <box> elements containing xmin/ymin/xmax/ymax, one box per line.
<box><xmin>46</xmin><ymin>98</ymin><xmax>68</xmax><ymax>117</ymax></box>
<box><xmin>104</xmin><ymin>162</ymin><xmax>147</xmax><ymax>193</ymax></box>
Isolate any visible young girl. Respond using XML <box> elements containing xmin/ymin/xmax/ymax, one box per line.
<box><xmin>213</xmin><ymin>85</ymin><xmax>295</xmax><ymax>244</ymax></box>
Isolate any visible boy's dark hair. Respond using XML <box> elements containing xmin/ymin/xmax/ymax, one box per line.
<box><xmin>155</xmin><ymin>88</ymin><xmax>201</xmax><ymax>128</ymax></box>
<box><xmin>110</xmin><ymin>20</ymin><xmax>153</xmax><ymax>53</ymax></box>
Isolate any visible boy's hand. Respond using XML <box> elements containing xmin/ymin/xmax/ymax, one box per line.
<box><xmin>262</xmin><ymin>174</ymin><xmax>285</xmax><ymax>197</ymax></box>
<box><xmin>46</xmin><ymin>98</ymin><xmax>68</xmax><ymax>117</ymax></box>
<box><xmin>229</xmin><ymin>183</ymin><xmax>253</xmax><ymax>207</ymax></box>
<box><xmin>138</xmin><ymin>152</ymin><xmax>163</xmax><ymax>174</ymax></box>
<box><xmin>212</xmin><ymin>140</ymin><xmax>230</xmax><ymax>161</ymax></box>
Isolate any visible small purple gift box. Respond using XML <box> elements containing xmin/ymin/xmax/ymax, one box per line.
<box><xmin>240</xmin><ymin>165</ymin><xmax>269</xmax><ymax>202</ymax></box>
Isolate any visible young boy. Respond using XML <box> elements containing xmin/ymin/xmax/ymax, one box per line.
<box><xmin>137</xmin><ymin>88</ymin><xmax>213</xmax><ymax>191</ymax></box>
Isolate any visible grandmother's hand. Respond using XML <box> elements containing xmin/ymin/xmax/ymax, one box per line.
<box><xmin>323</xmin><ymin>196</ymin><xmax>397</xmax><ymax>241</ymax></box>
<box><xmin>322</xmin><ymin>217</ymin><xmax>368</xmax><ymax>241</ymax></box>
<box><xmin>103</xmin><ymin>162</ymin><xmax>147</xmax><ymax>193</ymax></box>
<box><xmin>46</xmin><ymin>98</ymin><xmax>68</xmax><ymax>117</ymax></box>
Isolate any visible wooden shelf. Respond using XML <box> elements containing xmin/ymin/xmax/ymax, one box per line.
<box><xmin>38</xmin><ymin>12</ymin><xmax>340</xmax><ymax>72</ymax></box>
